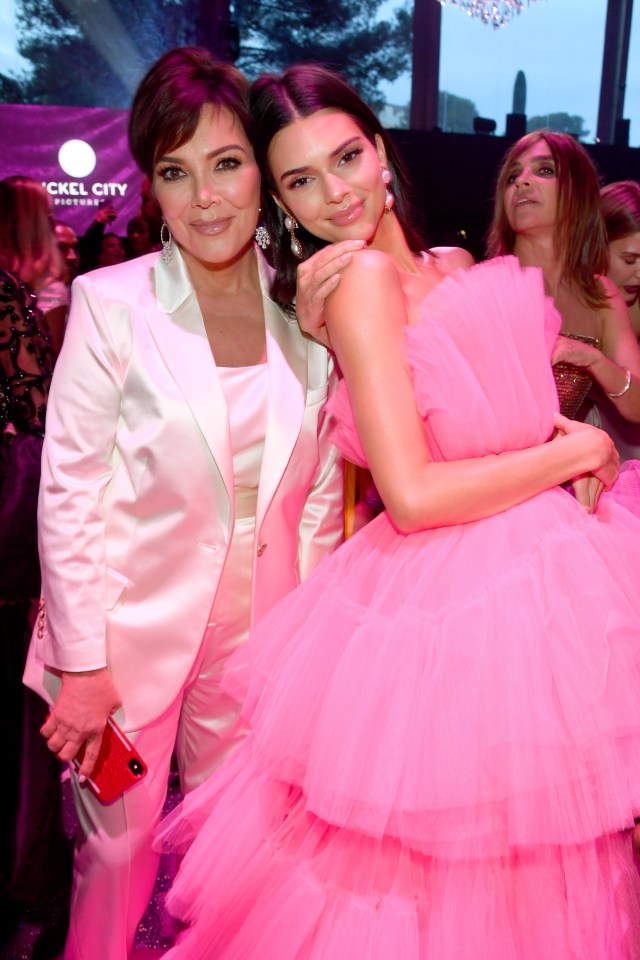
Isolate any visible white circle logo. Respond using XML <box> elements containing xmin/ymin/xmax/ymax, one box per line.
<box><xmin>58</xmin><ymin>139</ymin><xmax>97</xmax><ymax>178</ymax></box>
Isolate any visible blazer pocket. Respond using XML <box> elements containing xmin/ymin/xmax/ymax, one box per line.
<box><xmin>105</xmin><ymin>567</ymin><xmax>129</xmax><ymax>611</ymax></box>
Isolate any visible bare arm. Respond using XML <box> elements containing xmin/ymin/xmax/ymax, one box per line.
<box><xmin>325</xmin><ymin>251</ymin><xmax>617</xmax><ymax>534</ymax></box>
<box><xmin>552</xmin><ymin>277</ymin><xmax>640</xmax><ymax>421</ymax></box>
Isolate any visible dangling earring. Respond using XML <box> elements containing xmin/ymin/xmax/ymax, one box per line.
<box><xmin>254</xmin><ymin>209</ymin><xmax>270</xmax><ymax>250</ymax></box>
<box><xmin>284</xmin><ymin>214</ymin><xmax>304</xmax><ymax>260</ymax></box>
<box><xmin>160</xmin><ymin>218</ymin><xmax>173</xmax><ymax>264</ymax></box>
<box><xmin>382</xmin><ymin>168</ymin><xmax>395</xmax><ymax>215</ymax></box>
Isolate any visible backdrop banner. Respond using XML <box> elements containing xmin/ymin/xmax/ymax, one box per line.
<box><xmin>0</xmin><ymin>103</ymin><xmax>143</xmax><ymax>234</ymax></box>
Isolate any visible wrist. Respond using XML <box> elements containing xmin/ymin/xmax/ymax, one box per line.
<box><xmin>62</xmin><ymin>666</ymin><xmax>108</xmax><ymax>679</ymax></box>
<box><xmin>606</xmin><ymin>366</ymin><xmax>631</xmax><ymax>399</ymax></box>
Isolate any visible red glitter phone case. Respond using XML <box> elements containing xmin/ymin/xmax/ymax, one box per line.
<box><xmin>73</xmin><ymin>716</ymin><xmax>148</xmax><ymax>804</ymax></box>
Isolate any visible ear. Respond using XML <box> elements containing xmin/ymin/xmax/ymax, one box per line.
<box><xmin>374</xmin><ymin>134</ymin><xmax>389</xmax><ymax>170</ymax></box>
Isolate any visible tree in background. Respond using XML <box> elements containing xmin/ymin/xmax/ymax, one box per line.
<box><xmin>0</xmin><ymin>0</ymin><xmax>412</xmax><ymax>110</ymax></box>
<box><xmin>527</xmin><ymin>112</ymin><xmax>590</xmax><ymax>140</ymax></box>
<box><xmin>234</xmin><ymin>0</ymin><xmax>411</xmax><ymax>108</ymax></box>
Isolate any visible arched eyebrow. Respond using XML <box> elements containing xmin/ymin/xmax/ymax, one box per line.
<box><xmin>157</xmin><ymin>144</ymin><xmax>248</xmax><ymax>164</ymax></box>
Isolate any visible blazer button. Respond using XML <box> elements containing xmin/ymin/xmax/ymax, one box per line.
<box><xmin>257</xmin><ymin>543</ymin><xmax>267</xmax><ymax>557</ymax></box>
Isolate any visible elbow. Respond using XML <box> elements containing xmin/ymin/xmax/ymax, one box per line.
<box><xmin>385</xmin><ymin>490</ymin><xmax>435</xmax><ymax>535</ymax></box>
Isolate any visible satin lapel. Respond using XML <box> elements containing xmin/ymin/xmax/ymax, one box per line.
<box><xmin>256</xmin><ymin>292</ymin><xmax>307</xmax><ymax>525</ymax></box>
<box><xmin>146</xmin><ymin>252</ymin><xmax>234</xmax><ymax>508</ymax></box>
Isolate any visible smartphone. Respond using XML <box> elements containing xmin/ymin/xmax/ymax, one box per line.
<box><xmin>73</xmin><ymin>716</ymin><xmax>147</xmax><ymax>804</ymax></box>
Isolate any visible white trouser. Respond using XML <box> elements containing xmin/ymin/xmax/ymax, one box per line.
<box><xmin>64</xmin><ymin>518</ymin><xmax>254</xmax><ymax>960</ymax></box>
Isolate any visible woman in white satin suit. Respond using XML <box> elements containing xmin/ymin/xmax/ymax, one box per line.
<box><xmin>25</xmin><ymin>48</ymin><xmax>344</xmax><ymax>960</ymax></box>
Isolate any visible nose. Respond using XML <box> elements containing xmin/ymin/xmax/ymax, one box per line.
<box><xmin>323</xmin><ymin>172</ymin><xmax>349</xmax><ymax>204</ymax></box>
<box><xmin>515</xmin><ymin>170</ymin><xmax>531</xmax><ymax>188</ymax></box>
<box><xmin>192</xmin><ymin>176</ymin><xmax>220</xmax><ymax>208</ymax></box>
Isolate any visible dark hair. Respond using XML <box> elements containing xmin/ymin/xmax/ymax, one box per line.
<box><xmin>600</xmin><ymin>180</ymin><xmax>640</xmax><ymax>243</ymax></box>
<box><xmin>487</xmin><ymin>130</ymin><xmax>608</xmax><ymax>310</ymax></box>
<box><xmin>250</xmin><ymin>64</ymin><xmax>424</xmax><ymax>306</ymax></box>
<box><xmin>129</xmin><ymin>47</ymin><xmax>252</xmax><ymax>179</ymax></box>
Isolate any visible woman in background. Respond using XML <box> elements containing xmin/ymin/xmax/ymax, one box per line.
<box><xmin>487</xmin><ymin>131</ymin><xmax>640</xmax><ymax>423</ymax></box>
<box><xmin>0</xmin><ymin>176</ymin><xmax>67</xmax><ymax>355</ymax></box>
<box><xmin>0</xmin><ymin>176</ymin><xmax>71</xmax><ymax>959</ymax></box>
<box><xmin>588</xmin><ymin>180</ymin><xmax>640</xmax><ymax>461</ymax></box>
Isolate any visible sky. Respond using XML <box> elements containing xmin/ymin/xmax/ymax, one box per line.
<box><xmin>1</xmin><ymin>0</ymin><xmax>639</xmax><ymax>144</ymax></box>
<box><xmin>383</xmin><ymin>0</ymin><xmax>640</xmax><ymax>143</ymax></box>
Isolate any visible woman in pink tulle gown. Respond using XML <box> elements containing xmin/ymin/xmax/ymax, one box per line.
<box><xmin>157</xmin><ymin>65</ymin><xmax>640</xmax><ymax>959</ymax></box>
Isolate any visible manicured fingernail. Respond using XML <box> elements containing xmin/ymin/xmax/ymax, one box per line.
<box><xmin>78</xmin><ymin>774</ymin><xmax>87</xmax><ymax>784</ymax></box>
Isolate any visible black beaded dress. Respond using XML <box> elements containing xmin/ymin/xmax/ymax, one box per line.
<box><xmin>0</xmin><ymin>269</ymin><xmax>55</xmax><ymax>599</ymax></box>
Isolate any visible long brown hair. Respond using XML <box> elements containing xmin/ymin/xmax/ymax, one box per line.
<box><xmin>487</xmin><ymin>131</ymin><xmax>608</xmax><ymax>310</ymax></box>
<box><xmin>0</xmin><ymin>176</ymin><xmax>62</xmax><ymax>290</ymax></box>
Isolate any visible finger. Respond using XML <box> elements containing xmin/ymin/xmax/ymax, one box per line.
<box><xmin>310</xmin><ymin>274</ymin><xmax>341</xmax><ymax>303</ymax></box>
<box><xmin>40</xmin><ymin>712</ymin><xmax>57</xmax><ymax>738</ymax></box>
<box><xmin>553</xmin><ymin>413</ymin><xmax>572</xmax><ymax>430</ymax></box>
<box><xmin>76</xmin><ymin>731</ymin><xmax>105</xmax><ymax>782</ymax></box>
<box><xmin>591</xmin><ymin>480</ymin><xmax>604</xmax><ymax>512</ymax></box>
<box><xmin>57</xmin><ymin>737</ymin><xmax>88</xmax><ymax>764</ymax></box>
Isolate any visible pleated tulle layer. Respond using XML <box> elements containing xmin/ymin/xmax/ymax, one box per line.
<box><xmin>220</xmin><ymin>485</ymin><xmax>640</xmax><ymax>857</ymax></box>
<box><xmin>159</xmin><ymin>747</ymin><xmax>640</xmax><ymax>960</ymax></box>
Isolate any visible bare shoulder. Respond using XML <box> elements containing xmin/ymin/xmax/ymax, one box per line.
<box><xmin>429</xmin><ymin>246</ymin><xmax>475</xmax><ymax>274</ymax></box>
<box><xmin>597</xmin><ymin>273</ymin><xmax>632</xmax><ymax>325</ymax></box>
<box><xmin>332</xmin><ymin>247</ymin><xmax>404</xmax><ymax>304</ymax></box>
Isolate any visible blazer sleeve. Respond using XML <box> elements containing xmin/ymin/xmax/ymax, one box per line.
<box><xmin>37</xmin><ymin>274</ymin><xmax>128</xmax><ymax>672</ymax></box>
<box><xmin>296</xmin><ymin>354</ymin><xmax>345</xmax><ymax>581</ymax></box>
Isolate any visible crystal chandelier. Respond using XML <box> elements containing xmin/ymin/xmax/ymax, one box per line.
<box><xmin>437</xmin><ymin>0</ymin><xmax>542</xmax><ymax>28</ymax></box>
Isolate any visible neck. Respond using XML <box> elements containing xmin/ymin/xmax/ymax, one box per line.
<box><xmin>369</xmin><ymin>211</ymin><xmax>420</xmax><ymax>273</ymax></box>
<box><xmin>513</xmin><ymin>234</ymin><xmax>562</xmax><ymax>297</ymax></box>
<box><xmin>179</xmin><ymin>243</ymin><xmax>261</xmax><ymax>297</ymax></box>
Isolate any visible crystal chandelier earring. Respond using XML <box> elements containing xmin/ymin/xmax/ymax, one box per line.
<box><xmin>439</xmin><ymin>0</ymin><xmax>540</xmax><ymax>29</ymax></box>
<box><xmin>160</xmin><ymin>218</ymin><xmax>173</xmax><ymax>264</ymax></box>
<box><xmin>382</xmin><ymin>168</ymin><xmax>395</xmax><ymax>214</ymax></box>
<box><xmin>254</xmin><ymin>208</ymin><xmax>271</xmax><ymax>250</ymax></box>
<box><xmin>284</xmin><ymin>214</ymin><xmax>304</xmax><ymax>260</ymax></box>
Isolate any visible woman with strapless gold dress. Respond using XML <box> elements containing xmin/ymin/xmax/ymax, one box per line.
<box><xmin>487</xmin><ymin>131</ymin><xmax>640</xmax><ymax>428</ymax></box>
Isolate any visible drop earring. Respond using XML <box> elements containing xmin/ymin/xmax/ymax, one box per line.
<box><xmin>254</xmin><ymin>208</ymin><xmax>271</xmax><ymax>249</ymax></box>
<box><xmin>160</xmin><ymin>218</ymin><xmax>173</xmax><ymax>264</ymax></box>
<box><xmin>381</xmin><ymin>168</ymin><xmax>395</xmax><ymax>214</ymax></box>
<box><xmin>284</xmin><ymin>215</ymin><xmax>304</xmax><ymax>260</ymax></box>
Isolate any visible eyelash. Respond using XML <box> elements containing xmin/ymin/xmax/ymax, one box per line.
<box><xmin>287</xmin><ymin>147</ymin><xmax>364</xmax><ymax>190</ymax></box>
<box><xmin>506</xmin><ymin>164</ymin><xmax>555</xmax><ymax>184</ymax></box>
<box><xmin>158</xmin><ymin>164</ymin><xmax>184</xmax><ymax>182</ymax></box>
<box><xmin>157</xmin><ymin>156</ymin><xmax>242</xmax><ymax>182</ymax></box>
<box><xmin>339</xmin><ymin>147</ymin><xmax>363</xmax><ymax>166</ymax></box>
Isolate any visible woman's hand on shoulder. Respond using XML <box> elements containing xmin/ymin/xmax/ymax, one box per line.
<box><xmin>429</xmin><ymin>246</ymin><xmax>475</xmax><ymax>275</ymax></box>
<box><xmin>296</xmin><ymin>239</ymin><xmax>367</xmax><ymax>349</ymax></box>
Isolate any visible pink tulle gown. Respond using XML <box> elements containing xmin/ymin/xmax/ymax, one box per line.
<box><xmin>158</xmin><ymin>257</ymin><xmax>640</xmax><ymax>959</ymax></box>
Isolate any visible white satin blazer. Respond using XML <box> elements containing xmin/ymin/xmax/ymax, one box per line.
<box><xmin>28</xmin><ymin>247</ymin><xmax>344</xmax><ymax>729</ymax></box>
